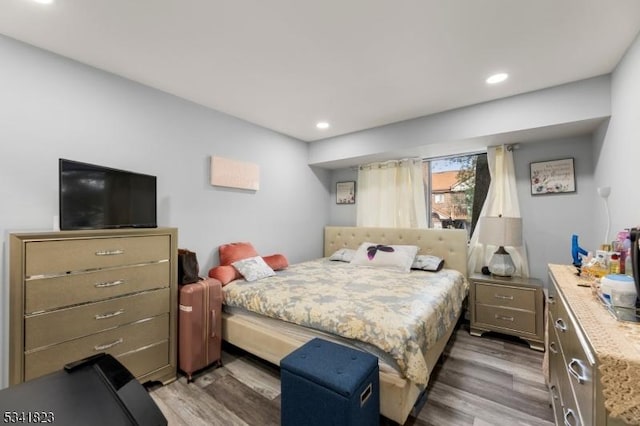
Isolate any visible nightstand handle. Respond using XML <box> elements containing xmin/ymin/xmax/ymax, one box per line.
<box><xmin>549</xmin><ymin>341</ymin><xmax>559</xmax><ymax>354</ymax></box>
<box><xmin>494</xmin><ymin>294</ymin><xmax>514</xmax><ymax>300</ymax></box>
<box><xmin>494</xmin><ymin>314</ymin><xmax>514</xmax><ymax>322</ymax></box>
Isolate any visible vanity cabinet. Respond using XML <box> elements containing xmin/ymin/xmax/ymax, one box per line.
<box><xmin>9</xmin><ymin>228</ymin><xmax>178</xmax><ymax>386</ymax></box>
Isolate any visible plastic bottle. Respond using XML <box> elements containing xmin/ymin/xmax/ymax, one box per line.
<box><xmin>626</xmin><ymin>249</ymin><xmax>634</xmax><ymax>278</ymax></box>
<box><xmin>609</xmin><ymin>253</ymin><xmax>620</xmax><ymax>274</ymax></box>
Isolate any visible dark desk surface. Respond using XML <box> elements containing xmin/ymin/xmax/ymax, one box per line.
<box><xmin>0</xmin><ymin>354</ymin><xmax>166</xmax><ymax>426</ymax></box>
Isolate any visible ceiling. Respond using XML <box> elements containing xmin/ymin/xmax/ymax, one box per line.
<box><xmin>1</xmin><ymin>0</ymin><xmax>639</xmax><ymax>142</ymax></box>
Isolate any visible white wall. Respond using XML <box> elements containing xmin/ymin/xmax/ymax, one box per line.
<box><xmin>310</xmin><ymin>76</ymin><xmax>611</xmax><ymax>168</ymax></box>
<box><xmin>0</xmin><ymin>35</ymin><xmax>331</xmax><ymax>387</ymax></box>
<box><xmin>327</xmin><ymin>136</ymin><xmax>598</xmax><ymax>282</ymax></box>
<box><xmin>514</xmin><ymin>137</ymin><xmax>596</xmax><ymax>281</ymax></box>
<box><xmin>594</xmin><ymin>31</ymin><xmax>640</xmax><ymax>234</ymax></box>
<box><xmin>329</xmin><ymin>168</ymin><xmax>358</xmax><ymax>226</ymax></box>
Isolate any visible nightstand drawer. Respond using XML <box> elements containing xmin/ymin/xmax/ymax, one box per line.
<box><xmin>475</xmin><ymin>305</ymin><xmax>536</xmax><ymax>334</ymax></box>
<box><xmin>475</xmin><ymin>283</ymin><xmax>536</xmax><ymax>311</ymax></box>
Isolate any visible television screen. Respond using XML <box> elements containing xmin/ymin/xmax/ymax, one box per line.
<box><xmin>59</xmin><ymin>159</ymin><xmax>157</xmax><ymax>230</ymax></box>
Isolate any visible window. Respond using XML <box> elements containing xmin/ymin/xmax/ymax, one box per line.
<box><xmin>423</xmin><ymin>153</ymin><xmax>490</xmax><ymax>238</ymax></box>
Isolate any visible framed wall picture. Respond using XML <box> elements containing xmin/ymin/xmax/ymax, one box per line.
<box><xmin>336</xmin><ymin>181</ymin><xmax>356</xmax><ymax>204</ymax></box>
<box><xmin>530</xmin><ymin>158</ymin><xmax>576</xmax><ymax>195</ymax></box>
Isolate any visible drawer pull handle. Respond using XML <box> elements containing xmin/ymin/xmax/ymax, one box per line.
<box><xmin>494</xmin><ymin>294</ymin><xmax>514</xmax><ymax>300</ymax></box>
<box><xmin>563</xmin><ymin>407</ymin><xmax>580</xmax><ymax>426</ymax></box>
<box><xmin>94</xmin><ymin>338</ymin><xmax>124</xmax><ymax>351</ymax></box>
<box><xmin>95</xmin><ymin>309</ymin><xmax>124</xmax><ymax>320</ymax></box>
<box><xmin>550</xmin><ymin>385</ymin><xmax>559</xmax><ymax>401</ymax></box>
<box><xmin>549</xmin><ymin>342</ymin><xmax>558</xmax><ymax>354</ymax></box>
<box><xmin>494</xmin><ymin>314</ymin><xmax>514</xmax><ymax>322</ymax></box>
<box><xmin>555</xmin><ymin>318</ymin><xmax>567</xmax><ymax>332</ymax></box>
<box><xmin>95</xmin><ymin>249</ymin><xmax>124</xmax><ymax>256</ymax></box>
<box><xmin>95</xmin><ymin>280</ymin><xmax>125</xmax><ymax>288</ymax></box>
<box><xmin>547</xmin><ymin>296</ymin><xmax>556</xmax><ymax>305</ymax></box>
<box><xmin>567</xmin><ymin>359</ymin><xmax>587</xmax><ymax>385</ymax></box>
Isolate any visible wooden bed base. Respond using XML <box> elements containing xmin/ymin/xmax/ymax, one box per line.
<box><xmin>222</xmin><ymin>226</ymin><xmax>468</xmax><ymax>424</ymax></box>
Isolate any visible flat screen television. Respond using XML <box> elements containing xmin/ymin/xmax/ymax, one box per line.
<box><xmin>59</xmin><ymin>159</ymin><xmax>157</xmax><ymax>230</ymax></box>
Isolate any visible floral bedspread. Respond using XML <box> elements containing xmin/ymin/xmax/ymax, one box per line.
<box><xmin>222</xmin><ymin>258</ymin><xmax>468</xmax><ymax>384</ymax></box>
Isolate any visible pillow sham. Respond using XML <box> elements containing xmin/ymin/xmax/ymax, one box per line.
<box><xmin>350</xmin><ymin>242</ymin><xmax>419</xmax><ymax>273</ymax></box>
<box><xmin>208</xmin><ymin>265</ymin><xmax>240</xmax><ymax>285</ymax></box>
<box><xmin>263</xmin><ymin>254</ymin><xmax>289</xmax><ymax>271</ymax></box>
<box><xmin>411</xmin><ymin>255</ymin><xmax>445</xmax><ymax>272</ymax></box>
<box><xmin>219</xmin><ymin>242</ymin><xmax>259</xmax><ymax>266</ymax></box>
<box><xmin>329</xmin><ymin>248</ymin><xmax>356</xmax><ymax>262</ymax></box>
<box><xmin>232</xmin><ymin>256</ymin><xmax>276</xmax><ymax>282</ymax></box>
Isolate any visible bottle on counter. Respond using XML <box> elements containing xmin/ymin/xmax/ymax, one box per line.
<box><xmin>609</xmin><ymin>253</ymin><xmax>621</xmax><ymax>274</ymax></box>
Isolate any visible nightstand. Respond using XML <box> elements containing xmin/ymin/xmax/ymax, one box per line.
<box><xmin>469</xmin><ymin>273</ymin><xmax>544</xmax><ymax>351</ymax></box>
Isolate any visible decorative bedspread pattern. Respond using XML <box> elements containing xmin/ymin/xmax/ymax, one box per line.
<box><xmin>222</xmin><ymin>259</ymin><xmax>468</xmax><ymax>384</ymax></box>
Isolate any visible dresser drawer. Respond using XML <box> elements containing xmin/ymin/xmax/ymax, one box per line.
<box><xmin>25</xmin><ymin>261</ymin><xmax>170</xmax><ymax>313</ymax></box>
<box><xmin>25</xmin><ymin>288</ymin><xmax>170</xmax><ymax>350</ymax></box>
<box><xmin>552</xmin><ymin>298</ymin><xmax>595</xmax><ymax>426</ymax></box>
<box><xmin>24</xmin><ymin>314</ymin><xmax>168</xmax><ymax>381</ymax></box>
<box><xmin>25</xmin><ymin>235</ymin><xmax>170</xmax><ymax>276</ymax></box>
<box><xmin>475</xmin><ymin>305</ymin><xmax>536</xmax><ymax>334</ymax></box>
<box><xmin>475</xmin><ymin>283</ymin><xmax>536</xmax><ymax>311</ymax></box>
<box><xmin>118</xmin><ymin>340</ymin><xmax>169</xmax><ymax>379</ymax></box>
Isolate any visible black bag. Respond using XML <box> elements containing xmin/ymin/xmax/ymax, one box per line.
<box><xmin>178</xmin><ymin>249</ymin><xmax>200</xmax><ymax>285</ymax></box>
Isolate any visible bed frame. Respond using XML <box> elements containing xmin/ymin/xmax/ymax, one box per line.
<box><xmin>221</xmin><ymin>226</ymin><xmax>468</xmax><ymax>424</ymax></box>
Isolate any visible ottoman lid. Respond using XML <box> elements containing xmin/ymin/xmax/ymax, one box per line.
<box><xmin>280</xmin><ymin>338</ymin><xmax>378</xmax><ymax>398</ymax></box>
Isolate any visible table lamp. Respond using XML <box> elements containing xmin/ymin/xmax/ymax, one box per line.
<box><xmin>478</xmin><ymin>216</ymin><xmax>523</xmax><ymax>277</ymax></box>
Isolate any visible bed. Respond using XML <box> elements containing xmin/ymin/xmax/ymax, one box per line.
<box><xmin>220</xmin><ymin>226</ymin><xmax>469</xmax><ymax>424</ymax></box>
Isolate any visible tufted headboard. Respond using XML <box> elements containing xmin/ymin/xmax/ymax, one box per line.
<box><xmin>324</xmin><ymin>226</ymin><xmax>468</xmax><ymax>277</ymax></box>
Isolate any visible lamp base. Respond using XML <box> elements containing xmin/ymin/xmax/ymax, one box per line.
<box><xmin>488</xmin><ymin>246</ymin><xmax>516</xmax><ymax>277</ymax></box>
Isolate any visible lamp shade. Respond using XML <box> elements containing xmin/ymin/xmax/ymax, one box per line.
<box><xmin>478</xmin><ymin>216</ymin><xmax>523</xmax><ymax>247</ymax></box>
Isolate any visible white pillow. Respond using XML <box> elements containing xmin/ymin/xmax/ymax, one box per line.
<box><xmin>329</xmin><ymin>248</ymin><xmax>356</xmax><ymax>262</ymax></box>
<box><xmin>232</xmin><ymin>256</ymin><xmax>276</xmax><ymax>282</ymax></box>
<box><xmin>350</xmin><ymin>242</ymin><xmax>419</xmax><ymax>273</ymax></box>
<box><xmin>411</xmin><ymin>255</ymin><xmax>445</xmax><ymax>272</ymax></box>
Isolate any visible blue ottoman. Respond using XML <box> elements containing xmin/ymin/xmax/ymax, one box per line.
<box><xmin>280</xmin><ymin>338</ymin><xmax>379</xmax><ymax>426</ymax></box>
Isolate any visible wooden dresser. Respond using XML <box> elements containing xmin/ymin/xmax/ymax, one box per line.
<box><xmin>9</xmin><ymin>228</ymin><xmax>178</xmax><ymax>386</ymax></box>
<box><xmin>548</xmin><ymin>264</ymin><xmax>640</xmax><ymax>426</ymax></box>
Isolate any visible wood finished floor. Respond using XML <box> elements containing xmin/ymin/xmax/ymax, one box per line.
<box><xmin>149</xmin><ymin>322</ymin><xmax>554</xmax><ymax>426</ymax></box>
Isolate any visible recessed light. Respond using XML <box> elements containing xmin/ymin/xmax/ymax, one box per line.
<box><xmin>32</xmin><ymin>0</ymin><xmax>54</xmax><ymax>4</ymax></box>
<box><xmin>316</xmin><ymin>122</ymin><xmax>330</xmax><ymax>129</ymax></box>
<box><xmin>486</xmin><ymin>73</ymin><xmax>508</xmax><ymax>84</ymax></box>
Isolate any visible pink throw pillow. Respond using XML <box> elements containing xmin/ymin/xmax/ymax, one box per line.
<box><xmin>219</xmin><ymin>242</ymin><xmax>259</xmax><ymax>266</ymax></box>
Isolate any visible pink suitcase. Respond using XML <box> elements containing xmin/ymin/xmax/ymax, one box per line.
<box><xmin>178</xmin><ymin>278</ymin><xmax>223</xmax><ymax>381</ymax></box>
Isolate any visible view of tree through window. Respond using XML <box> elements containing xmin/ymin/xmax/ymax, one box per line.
<box><xmin>423</xmin><ymin>153</ymin><xmax>490</xmax><ymax>239</ymax></box>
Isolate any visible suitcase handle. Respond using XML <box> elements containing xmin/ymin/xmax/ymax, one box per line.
<box><xmin>210</xmin><ymin>310</ymin><xmax>216</xmax><ymax>338</ymax></box>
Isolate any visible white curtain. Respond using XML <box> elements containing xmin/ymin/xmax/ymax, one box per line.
<box><xmin>357</xmin><ymin>158</ymin><xmax>428</xmax><ymax>228</ymax></box>
<box><xmin>468</xmin><ymin>146</ymin><xmax>530</xmax><ymax>277</ymax></box>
